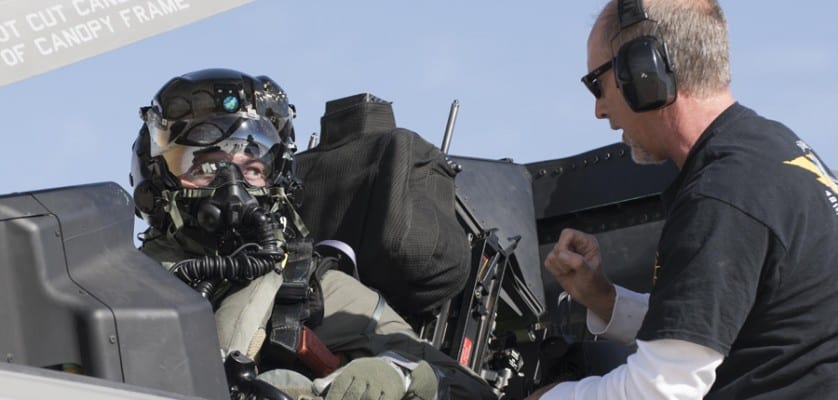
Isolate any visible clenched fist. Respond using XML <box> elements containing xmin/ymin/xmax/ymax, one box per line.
<box><xmin>544</xmin><ymin>228</ymin><xmax>616</xmax><ymax>321</ymax></box>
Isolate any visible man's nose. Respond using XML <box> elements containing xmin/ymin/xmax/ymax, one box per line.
<box><xmin>594</xmin><ymin>97</ymin><xmax>608</xmax><ymax>120</ymax></box>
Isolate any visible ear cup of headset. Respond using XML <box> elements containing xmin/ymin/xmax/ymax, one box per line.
<box><xmin>614</xmin><ymin>35</ymin><xmax>677</xmax><ymax>112</ymax></box>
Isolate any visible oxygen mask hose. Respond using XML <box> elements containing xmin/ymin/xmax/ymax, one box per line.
<box><xmin>171</xmin><ymin>204</ymin><xmax>286</xmax><ymax>298</ymax></box>
<box><xmin>170</xmin><ymin>164</ymin><xmax>288</xmax><ymax>298</ymax></box>
<box><xmin>244</xmin><ymin>206</ymin><xmax>284</xmax><ymax>255</ymax></box>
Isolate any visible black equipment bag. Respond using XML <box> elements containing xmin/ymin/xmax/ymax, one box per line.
<box><xmin>295</xmin><ymin>94</ymin><xmax>469</xmax><ymax>318</ymax></box>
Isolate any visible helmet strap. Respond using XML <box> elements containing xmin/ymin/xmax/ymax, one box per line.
<box><xmin>159</xmin><ymin>186</ymin><xmax>310</xmax><ymax>254</ymax></box>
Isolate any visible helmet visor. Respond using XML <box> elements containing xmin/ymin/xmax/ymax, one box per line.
<box><xmin>147</xmin><ymin>111</ymin><xmax>284</xmax><ymax>188</ymax></box>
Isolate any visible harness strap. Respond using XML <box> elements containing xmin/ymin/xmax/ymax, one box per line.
<box><xmin>365</xmin><ymin>293</ymin><xmax>387</xmax><ymax>336</ymax></box>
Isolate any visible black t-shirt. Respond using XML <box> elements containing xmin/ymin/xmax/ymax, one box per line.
<box><xmin>636</xmin><ymin>103</ymin><xmax>838</xmax><ymax>399</ymax></box>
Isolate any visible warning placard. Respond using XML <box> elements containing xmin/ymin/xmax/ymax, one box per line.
<box><xmin>0</xmin><ymin>0</ymin><xmax>254</xmax><ymax>87</ymax></box>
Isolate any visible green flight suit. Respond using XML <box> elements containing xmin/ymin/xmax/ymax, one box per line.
<box><xmin>140</xmin><ymin>237</ymin><xmax>495</xmax><ymax>399</ymax></box>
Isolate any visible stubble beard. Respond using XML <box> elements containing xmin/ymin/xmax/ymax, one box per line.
<box><xmin>623</xmin><ymin>135</ymin><xmax>665</xmax><ymax>165</ymax></box>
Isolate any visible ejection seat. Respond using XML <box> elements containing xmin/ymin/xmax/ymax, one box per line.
<box><xmin>294</xmin><ymin>93</ymin><xmax>472</xmax><ymax>322</ymax></box>
<box><xmin>294</xmin><ymin>93</ymin><xmax>547</xmax><ymax>396</ymax></box>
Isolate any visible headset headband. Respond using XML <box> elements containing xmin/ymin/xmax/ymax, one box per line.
<box><xmin>618</xmin><ymin>0</ymin><xmax>649</xmax><ymax>30</ymax></box>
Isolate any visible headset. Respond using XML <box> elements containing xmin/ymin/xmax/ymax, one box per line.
<box><xmin>614</xmin><ymin>0</ymin><xmax>677</xmax><ymax>112</ymax></box>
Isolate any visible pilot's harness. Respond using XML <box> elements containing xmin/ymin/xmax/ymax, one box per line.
<box><xmin>159</xmin><ymin>185</ymin><xmax>383</xmax><ymax>377</ymax></box>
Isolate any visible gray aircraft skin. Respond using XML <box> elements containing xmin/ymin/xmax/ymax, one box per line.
<box><xmin>2</xmin><ymin>2</ymin><xmax>836</xmax><ymax>400</ymax></box>
<box><xmin>0</xmin><ymin>362</ymin><xmax>202</xmax><ymax>400</ymax></box>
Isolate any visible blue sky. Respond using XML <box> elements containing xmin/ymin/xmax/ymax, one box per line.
<box><xmin>1</xmin><ymin>0</ymin><xmax>835</xmax><ymax>207</ymax></box>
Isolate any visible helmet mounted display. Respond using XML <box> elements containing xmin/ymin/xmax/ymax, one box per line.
<box><xmin>131</xmin><ymin>68</ymin><xmax>299</xmax><ymax>239</ymax></box>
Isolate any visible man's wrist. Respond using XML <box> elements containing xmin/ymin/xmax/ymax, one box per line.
<box><xmin>590</xmin><ymin>282</ymin><xmax>616</xmax><ymax>322</ymax></box>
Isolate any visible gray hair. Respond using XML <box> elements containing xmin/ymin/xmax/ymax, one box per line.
<box><xmin>598</xmin><ymin>0</ymin><xmax>730</xmax><ymax>97</ymax></box>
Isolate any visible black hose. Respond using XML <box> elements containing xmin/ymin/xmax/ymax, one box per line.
<box><xmin>172</xmin><ymin>251</ymin><xmax>282</xmax><ymax>284</ymax></box>
<box><xmin>172</xmin><ymin>206</ymin><xmax>285</xmax><ymax>296</ymax></box>
<box><xmin>246</xmin><ymin>207</ymin><xmax>281</xmax><ymax>253</ymax></box>
<box><xmin>194</xmin><ymin>280</ymin><xmax>217</xmax><ymax>299</ymax></box>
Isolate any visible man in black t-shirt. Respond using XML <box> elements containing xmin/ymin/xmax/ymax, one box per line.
<box><xmin>529</xmin><ymin>0</ymin><xmax>838</xmax><ymax>399</ymax></box>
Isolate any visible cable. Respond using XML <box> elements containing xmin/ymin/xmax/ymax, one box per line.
<box><xmin>170</xmin><ymin>206</ymin><xmax>285</xmax><ymax>298</ymax></box>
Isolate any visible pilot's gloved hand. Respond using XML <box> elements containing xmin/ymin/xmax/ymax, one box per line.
<box><xmin>257</xmin><ymin>369</ymin><xmax>321</xmax><ymax>400</ymax></box>
<box><xmin>323</xmin><ymin>358</ymin><xmax>406</xmax><ymax>400</ymax></box>
<box><xmin>403</xmin><ymin>361</ymin><xmax>439</xmax><ymax>400</ymax></box>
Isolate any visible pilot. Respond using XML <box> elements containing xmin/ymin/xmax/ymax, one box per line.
<box><xmin>532</xmin><ymin>0</ymin><xmax>838</xmax><ymax>399</ymax></box>
<box><xmin>130</xmin><ymin>68</ymin><xmax>495</xmax><ymax>400</ymax></box>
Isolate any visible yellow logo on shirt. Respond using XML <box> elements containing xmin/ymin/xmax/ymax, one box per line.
<box><xmin>783</xmin><ymin>155</ymin><xmax>838</xmax><ymax>193</ymax></box>
<box><xmin>784</xmin><ymin>141</ymin><xmax>838</xmax><ymax>216</ymax></box>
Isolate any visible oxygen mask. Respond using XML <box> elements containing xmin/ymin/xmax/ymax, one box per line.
<box><xmin>191</xmin><ymin>160</ymin><xmax>261</xmax><ymax>235</ymax></box>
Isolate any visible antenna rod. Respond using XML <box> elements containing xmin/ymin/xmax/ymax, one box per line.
<box><xmin>441</xmin><ymin>99</ymin><xmax>459</xmax><ymax>154</ymax></box>
<box><xmin>307</xmin><ymin>133</ymin><xmax>319</xmax><ymax>150</ymax></box>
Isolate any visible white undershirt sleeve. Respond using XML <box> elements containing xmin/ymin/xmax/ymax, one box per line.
<box><xmin>539</xmin><ymin>339</ymin><xmax>724</xmax><ymax>400</ymax></box>
<box><xmin>586</xmin><ymin>285</ymin><xmax>649</xmax><ymax>348</ymax></box>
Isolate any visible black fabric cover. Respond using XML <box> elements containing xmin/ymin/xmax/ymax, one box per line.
<box><xmin>295</xmin><ymin>94</ymin><xmax>469</xmax><ymax>317</ymax></box>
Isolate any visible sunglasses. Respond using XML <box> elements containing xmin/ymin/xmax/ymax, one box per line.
<box><xmin>581</xmin><ymin>59</ymin><xmax>614</xmax><ymax>99</ymax></box>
